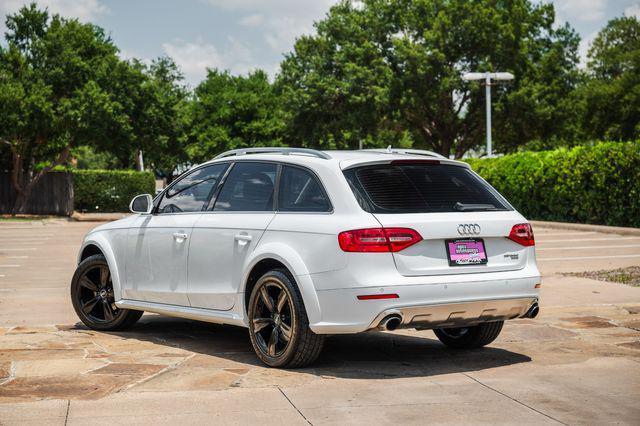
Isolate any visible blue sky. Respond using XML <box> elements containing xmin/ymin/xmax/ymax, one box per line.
<box><xmin>1</xmin><ymin>0</ymin><xmax>639</xmax><ymax>86</ymax></box>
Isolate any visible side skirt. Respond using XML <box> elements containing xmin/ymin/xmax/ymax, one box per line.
<box><xmin>116</xmin><ymin>299</ymin><xmax>246</xmax><ymax>327</ymax></box>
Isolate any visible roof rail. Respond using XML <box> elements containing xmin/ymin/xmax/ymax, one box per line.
<box><xmin>214</xmin><ymin>147</ymin><xmax>331</xmax><ymax>160</ymax></box>
<box><xmin>363</xmin><ymin>147</ymin><xmax>447</xmax><ymax>159</ymax></box>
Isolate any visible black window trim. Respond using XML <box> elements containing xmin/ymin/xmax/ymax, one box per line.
<box><xmin>153</xmin><ymin>159</ymin><xmax>334</xmax><ymax>215</ymax></box>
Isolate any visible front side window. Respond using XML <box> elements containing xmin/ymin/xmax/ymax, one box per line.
<box><xmin>213</xmin><ymin>162</ymin><xmax>277</xmax><ymax>212</ymax></box>
<box><xmin>278</xmin><ymin>166</ymin><xmax>331</xmax><ymax>212</ymax></box>
<box><xmin>344</xmin><ymin>162</ymin><xmax>510</xmax><ymax>213</ymax></box>
<box><xmin>157</xmin><ymin>164</ymin><xmax>228</xmax><ymax>213</ymax></box>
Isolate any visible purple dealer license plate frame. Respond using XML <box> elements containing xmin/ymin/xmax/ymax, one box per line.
<box><xmin>445</xmin><ymin>238</ymin><xmax>488</xmax><ymax>267</ymax></box>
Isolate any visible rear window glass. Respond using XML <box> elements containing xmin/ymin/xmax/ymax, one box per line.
<box><xmin>343</xmin><ymin>163</ymin><xmax>510</xmax><ymax>213</ymax></box>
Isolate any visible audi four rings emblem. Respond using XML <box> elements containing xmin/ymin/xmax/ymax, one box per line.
<box><xmin>457</xmin><ymin>224</ymin><xmax>481</xmax><ymax>235</ymax></box>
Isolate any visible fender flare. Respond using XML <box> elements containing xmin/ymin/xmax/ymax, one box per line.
<box><xmin>241</xmin><ymin>242</ymin><xmax>322</xmax><ymax>325</ymax></box>
<box><xmin>78</xmin><ymin>235</ymin><xmax>124</xmax><ymax>301</ymax></box>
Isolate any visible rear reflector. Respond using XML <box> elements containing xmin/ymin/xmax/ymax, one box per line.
<box><xmin>508</xmin><ymin>223</ymin><xmax>535</xmax><ymax>246</ymax></box>
<box><xmin>357</xmin><ymin>294</ymin><xmax>399</xmax><ymax>300</ymax></box>
<box><xmin>338</xmin><ymin>228</ymin><xmax>423</xmax><ymax>252</ymax></box>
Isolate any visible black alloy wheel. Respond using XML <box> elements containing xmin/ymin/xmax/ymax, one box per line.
<box><xmin>252</xmin><ymin>281</ymin><xmax>294</xmax><ymax>358</ymax></box>
<box><xmin>247</xmin><ymin>269</ymin><xmax>324</xmax><ymax>368</ymax></box>
<box><xmin>71</xmin><ymin>254</ymin><xmax>142</xmax><ymax>331</ymax></box>
<box><xmin>434</xmin><ymin>321</ymin><xmax>504</xmax><ymax>349</ymax></box>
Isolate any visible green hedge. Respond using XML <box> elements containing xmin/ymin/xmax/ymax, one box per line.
<box><xmin>466</xmin><ymin>142</ymin><xmax>640</xmax><ymax>227</ymax></box>
<box><xmin>73</xmin><ymin>170</ymin><xmax>156</xmax><ymax>212</ymax></box>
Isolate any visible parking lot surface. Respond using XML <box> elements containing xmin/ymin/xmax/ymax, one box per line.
<box><xmin>0</xmin><ymin>220</ymin><xmax>639</xmax><ymax>425</ymax></box>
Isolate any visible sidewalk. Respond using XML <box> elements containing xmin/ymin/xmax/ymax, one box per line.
<box><xmin>70</xmin><ymin>212</ymin><xmax>130</xmax><ymax>222</ymax></box>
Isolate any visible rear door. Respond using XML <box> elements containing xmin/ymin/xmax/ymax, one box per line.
<box><xmin>187</xmin><ymin>161</ymin><xmax>277</xmax><ymax>310</ymax></box>
<box><xmin>343</xmin><ymin>161</ymin><xmax>530</xmax><ymax>276</ymax></box>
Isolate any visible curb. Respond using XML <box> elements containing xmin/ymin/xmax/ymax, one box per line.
<box><xmin>531</xmin><ymin>220</ymin><xmax>640</xmax><ymax>236</ymax></box>
<box><xmin>70</xmin><ymin>212</ymin><xmax>129</xmax><ymax>222</ymax></box>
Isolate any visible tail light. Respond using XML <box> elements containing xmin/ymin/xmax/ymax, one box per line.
<box><xmin>338</xmin><ymin>227</ymin><xmax>422</xmax><ymax>252</ymax></box>
<box><xmin>508</xmin><ymin>223</ymin><xmax>535</xmax><ymax>246</ymax></box>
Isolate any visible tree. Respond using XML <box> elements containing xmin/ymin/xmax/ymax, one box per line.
<box><xmin>0</xmin><ymin>4</ymin><xmax>127</xmax><ymax>213</ymax></box>
<box><xmin>580</xmin><ymin>16</ymin><xmax>640</xmax><ymax>141</ymax></box>
<box><xmin>277</xmin><ymin>0</ymin><xmax>582</xmax><ymax>157</ymax></box>
<box><xmin>95</xmin><ymin>56</ymin><xmax>189</xmax><ymax>175</ymax></box>
<box><xmin>185</xmin><ymin>69</ymin><xmax>286</xmax><ymax>163</ymax></box>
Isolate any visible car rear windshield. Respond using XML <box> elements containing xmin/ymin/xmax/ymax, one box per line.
<box><xmin>343</xmin><ymin>162</ymin><xmax>510</xmax><ymax>213</ymax></box>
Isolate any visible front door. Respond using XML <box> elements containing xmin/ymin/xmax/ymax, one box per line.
<box><xmin>123</xmin><ymin>163</ymin><xmax>229</xmax><ymax>305</ymax></box>
<box><xmin>188</xmin><ymin>161</ymin><xmax>278</xmax><ymax>310</ymax></box>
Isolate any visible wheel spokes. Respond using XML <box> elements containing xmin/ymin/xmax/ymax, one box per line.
<box><xmin>102</xmin><ymin>300</ymin><xmax>114</xmax><ymax>321</ymax></box>
<box><xmin>79</xmin><ymin>277</ymin><xmax>98</xmax><ymax>292</ymax></box>
<box><xmin>279</xmin><ymin>323</ymin><xmax>292</xmax><ymax>342</ymax></box>
<box><xmin>99</xmin><ymin>266</ymin><xmax>109</xmax><ymax>288</ymax></box>
<box><xmin>82</xmin><ymin>296</ymin><xmax>101</xmax><ymax>314</ymax></box>
<box><xmin>276</xmin><ymin>290</ymin><xmax>288</xmax><ymax>314</ymax></box>
<box><xmin>267</xmin><ymin>327</ymin><xmax>279</xmax><ymax>356</ymax></box>
<box><xmin>253</xmin><ymin>317</ymin><xmax>272</xmax><ymax>333</ymax></box>
<box><xmin>260</xmin><ymin>287</ymin><xmax>275</xmax><ymax>313</ymax></box>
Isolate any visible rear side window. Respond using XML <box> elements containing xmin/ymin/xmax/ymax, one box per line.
<box><xmin>278</xmin><ymin>166</ymin><xmax>331</xmax><ymax>212</ymax></box>
<box><xmin>157</xmin><ymin>163</ymin><xmax>228</xmax><ymax>213</ymax></box>
<box><xmin>343</xmin><ymin>162</ymin><xmax>509</xmax><ymax>213</ymax></box>
<box><xmin>213</xmin><ymin>162</ymin><xmax>277</xmax><ymax>212</ymax></box>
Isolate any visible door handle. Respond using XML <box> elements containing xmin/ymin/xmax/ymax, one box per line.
<box><xmin>173</xmin><ymin>232</ymin><xmax>188</xmax><ymax>242</ymax></box>
<box><xmin>234</xmin><ymin>234</ymin><xmax>253</xmax><ymax>243</ymax></box>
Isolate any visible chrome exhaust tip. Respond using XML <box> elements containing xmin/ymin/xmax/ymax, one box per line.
<box><xmin>525</xmin><ymin>302</ymin><xmax>539</xmax><ymax>318</ymax></box>
<box><xmin>378</xmin><ymin>315</ymin><xmax>402</xmax><ymax>331</ymax></box>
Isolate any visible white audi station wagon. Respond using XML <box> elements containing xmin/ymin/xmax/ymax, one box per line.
<box><xmin>71</xmin><ymin>148</ymin><xmax>540</xmax><ymax>367</ymax></box>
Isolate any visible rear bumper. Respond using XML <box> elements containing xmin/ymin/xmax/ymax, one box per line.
<box><xmin>308</xmin><ymin>274</ymin><xmax>540</xmax><ymax>334</ymax></box>
<box><xmin>369</xmin><ymin>297</ymin><xmax>537</xmax><ymax>330</ymax></box>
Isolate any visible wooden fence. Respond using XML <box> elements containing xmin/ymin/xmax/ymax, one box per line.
<box><xmin>0</xmin><ymin>172</ymin><xmax>74</xmax><ymax>215</ymax></box>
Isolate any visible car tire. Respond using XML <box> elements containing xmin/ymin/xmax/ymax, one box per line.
<box><xmin>247</xmin><ymin>268</ymin><xmax>324</xmax><ymax>368</ymax></box>
<box><xmin>433</xmin><ymin>321</ymin><xmax>504</xmax><ymax>349</ymax></box>
<box><xmin>71</xmin><ymin>254</ymin><xmax>143</xmax><ymax>331</ymax></box>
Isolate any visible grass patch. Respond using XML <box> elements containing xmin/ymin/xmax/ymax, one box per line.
<box><xmin>565</xmin><ymin>266</ymin><xmax>640</xmax><ymax>287</ymax></box>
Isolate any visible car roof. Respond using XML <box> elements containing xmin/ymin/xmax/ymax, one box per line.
<box><xmin>202</xmin><ymin>149</ymin><xmax>468</xmax><ymax>170</ymax></box>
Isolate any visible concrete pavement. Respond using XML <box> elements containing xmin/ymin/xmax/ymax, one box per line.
<box><xmin>0</xmin><ymin>220</ymin><xmax>639</xmax><ymax>425</ymax></box>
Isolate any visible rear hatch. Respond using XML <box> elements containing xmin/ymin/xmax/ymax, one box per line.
<box><xmin>343</xmin><ymin>159</ymin><xmax>531</xmax><ymax>276</ymax></box>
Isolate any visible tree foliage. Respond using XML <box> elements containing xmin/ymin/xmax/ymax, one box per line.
<box><xmin>277</xmin><ymin>0</ymin><xmax>582</xmax><ymax>157</ymax></box>
<box><xmin>185</xmin><ymin>69</ymin><xmax>286</xmax><ymax>163</ymax></box>
<box><xmin>0</xmin><ymin>4</ymin><xmax>125</xmax><ymax>212</ymax></box>
<box><xmin>580</xmin><ymin>16</ymin><xmax>640</xmax><ymax>141</ymax></box>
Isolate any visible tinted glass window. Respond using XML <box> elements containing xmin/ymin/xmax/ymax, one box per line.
<box><xmin>344</xmin><ymin>163</ymin><xmax>509</xmax><ymax>213</ymax></box>
<box><xmin>157</xmin><ymin>164</ymin><xmax>228</xmax><ymax>213</ymax></box>
<box><xmin>213</xmin><ymin>162</ymin><xmax>277</xmax><ymax>212</ymax></box>
<box><xmin>278</xmin><ymin>166</ymin><xmax>331</xmax><ymax>212</ymax></box>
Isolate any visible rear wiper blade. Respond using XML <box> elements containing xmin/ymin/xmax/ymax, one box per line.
<box><xmin>454</xmin><ymin>202</ymin><xmax>498</xmax><ymax>211</ymax></box>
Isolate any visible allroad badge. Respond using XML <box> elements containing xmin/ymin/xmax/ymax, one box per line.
<box><xmin>457</xmin><ymin>224</ymin><xmax>481</xmax><ymax>235</ymax></box>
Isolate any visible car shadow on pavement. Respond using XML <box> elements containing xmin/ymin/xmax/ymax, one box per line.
<box><xmin>102</xmin><ymin>314</ymin><xmax>531</xmax><ymax>379</ymax></box>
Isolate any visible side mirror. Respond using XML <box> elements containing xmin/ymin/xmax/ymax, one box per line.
<box><xmin>129</xmin><ymin>194</ymin><xmax>153</xmax><ymax>214</ymax></box>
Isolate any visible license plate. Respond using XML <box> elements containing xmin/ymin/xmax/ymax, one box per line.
<box><xmin>446</xmin><ymin>239</ymin><xmax>488</xmax><ymax>266</ymax></box>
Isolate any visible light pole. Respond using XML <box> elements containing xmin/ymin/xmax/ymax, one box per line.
<box><xmin>462</xmin><ymin>72</ymin><xmax>514</xmax><ymax>157</ymax></box>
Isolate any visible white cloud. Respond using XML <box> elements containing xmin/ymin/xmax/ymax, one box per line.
<box><xmin>162</xmin><ymin>37</ymin><xmax>258</xmax><ymax>86</ymax></box>
<box><xmin>625</xmin><ymin>3</ymin><xmax>640</xmax><ymax>18</ymax></box>
<box><xmin>207</xmin><ymin>0</ymin><xmax>339</xmax><ymax>53</ymax></box>
<box><xmin>1</xmin><ymin>0</ymin><xmax>108</xmax><ymax>36</ymax></box>
<box><xmin>239</xmin><ymin>13</ymin><xmax>264</xmax><ymax>27</ymax></box>
<box><xmin>578</xmin><ymin>31</ymin><xmax>597</xmax><ymax>68</ymax></box>
<box><xmin>554</xmin><ymin>0</ymin><xmax>606</xmax><ymax>22</ymax></box>
<box><xmin>0</xmin><ymin>0</ymin><xmax>108</xmax><ymax>22</ymax></box>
